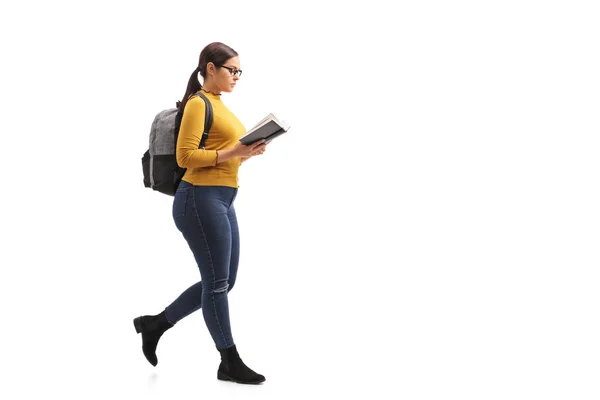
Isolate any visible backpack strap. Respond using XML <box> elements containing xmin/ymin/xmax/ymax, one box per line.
<box><xmin>194</xmin><ymin>91</ymin><xmax>213</xmax><ymax>150</ymax></box>
<box><xmin>175</xmin><ymin>91</ymin><xmax>214</xmax><ymax>151</ymax></box>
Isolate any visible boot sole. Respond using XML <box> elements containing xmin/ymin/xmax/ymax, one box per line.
<box><xmin>217</xmin><ymin>370</ymin><xmax>265</xmax><ymax>384</ymax></box>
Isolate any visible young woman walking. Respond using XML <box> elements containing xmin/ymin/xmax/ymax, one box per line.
<box><xmin>134</xmin><ymin>41</ymin><xmax>268</xmax><ymax>385</ymax></box>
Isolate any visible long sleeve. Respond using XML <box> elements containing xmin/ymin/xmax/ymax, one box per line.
<box><xmin>176</xmin><ymin>95</ymin><xmax>218</xmax><ymax>168</ymax></box>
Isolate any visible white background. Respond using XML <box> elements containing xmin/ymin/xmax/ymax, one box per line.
<box><xmin>1</xmin><ymin>0</ymin><xmax>599</xmax><ymax>399</ymax></box>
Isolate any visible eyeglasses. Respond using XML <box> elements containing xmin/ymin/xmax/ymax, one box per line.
<box><xmin>220</xmin><ymin>65</ymin><xmax>242</xmax><ymax>77</ymax></box>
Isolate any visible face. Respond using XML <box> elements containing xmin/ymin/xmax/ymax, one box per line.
<box><xmin>208</xmin><ymin>56</ymin><xmax>241</xmax><ymax>93</ymax></box>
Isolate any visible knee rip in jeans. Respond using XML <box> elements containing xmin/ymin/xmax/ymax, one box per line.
<box><xmin>213</xmin><ymin>283</ymin><xmax>229</xmax><ymax>294</ymax></box>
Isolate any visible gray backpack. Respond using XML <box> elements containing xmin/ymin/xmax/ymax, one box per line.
<box><xmin>141</xmin><ymin>92</ymin><xmax>213</xmax><ymax>195</ymax></box>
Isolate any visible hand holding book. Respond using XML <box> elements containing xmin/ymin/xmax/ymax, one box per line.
<box><xmin>233</xmin><ymin>139</ymin><xmax>266</xmax><ymax>158</ymax></box>
<box><xmin>238</xmin><ymin>140</ymin><xmax>267</xmax><ymax>164</ymax></box>
<box><xmin>216</xmin><ymin>139</ymin><xmax>266</xmax><ymax>165</ymax></box>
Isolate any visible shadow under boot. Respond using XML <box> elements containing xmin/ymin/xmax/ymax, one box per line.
<box><xmin>217</xmin><ymin>345</ymin><xmax>266</xmax><ymax>384</ymax></box>
<box><xmin>133</xmin><ymin>310</ymin><xmax>173</xmax><ymax>366</ymax></box>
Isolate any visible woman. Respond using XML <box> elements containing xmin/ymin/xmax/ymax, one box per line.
<box><xmin>134</xmin><ymin>42</ymin><xmax>268</xmax><ymax>384</ymax></box>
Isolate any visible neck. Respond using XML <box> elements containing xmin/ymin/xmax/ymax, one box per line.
<box><xmin>202</xmin><ymin>79</ymin><xmax>221</xmax><ymax>95</ymax></box>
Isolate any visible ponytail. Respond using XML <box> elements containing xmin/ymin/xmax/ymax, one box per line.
<box><xmin>177</xmin><ymin>65</ymin><xmax>202</xmax><ymax>110</ymax></box>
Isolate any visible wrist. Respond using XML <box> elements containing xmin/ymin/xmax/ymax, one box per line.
<box><xmin>226</xmin><ymin>146</ymin><xmax>239</xmax><ymax>159</ymax></box>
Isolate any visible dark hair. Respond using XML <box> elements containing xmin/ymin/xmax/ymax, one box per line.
<box><xmin>177</xmin><ymin>42</ymin><xmax>239</xmax><ymax>111</ymax></box>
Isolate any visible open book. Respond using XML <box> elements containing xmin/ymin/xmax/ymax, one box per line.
<box><xmin>239</xmin><ymin>113</ymin><xmax>291</xmax><ymax>145</ymax></box>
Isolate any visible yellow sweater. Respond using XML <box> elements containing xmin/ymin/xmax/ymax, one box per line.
<box><xmin>176</xmin><ymin>89</ymin><xmax>245</xmax><ymax>188</ymax></box>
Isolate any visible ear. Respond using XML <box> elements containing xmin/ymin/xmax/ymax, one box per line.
<box><xmin>206</xmin><ymin>62</ymin><xmax>217</xmax><ymax>76</ymax></box>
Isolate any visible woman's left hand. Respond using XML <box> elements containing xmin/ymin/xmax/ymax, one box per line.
<box><xmin>241</xmin><ymin>144</ymin><xmax>267</xmax><ymax>164</ymax></box>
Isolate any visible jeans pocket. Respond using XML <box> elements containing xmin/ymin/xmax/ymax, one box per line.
<box><xmin>172</xmin><ymin>189</ymin><xmax>188</xmax><ymax>220</ymax></box>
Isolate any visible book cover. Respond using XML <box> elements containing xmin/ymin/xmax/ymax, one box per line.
<box><xmin>239</xmin><ymin>113</ymin><xmax>291</xmax><ymax>145</ymax></box>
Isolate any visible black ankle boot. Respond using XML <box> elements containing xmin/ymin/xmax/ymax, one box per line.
<box><xmin>217</xmin><ymin>345</ymin><xmax>266</xmax><ymax>384</ymax></box>
<box><xmin>133</xmin><ymin>310</ymin><xmax>173</xmax><ymax>366</ymax></box>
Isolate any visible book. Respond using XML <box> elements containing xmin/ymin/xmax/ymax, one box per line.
<box><xmin>239</xmin><ymin>113</ymin><xmax>291</xmax><ymax>145</ymax></box>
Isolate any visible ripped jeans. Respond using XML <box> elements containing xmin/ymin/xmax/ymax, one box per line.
<box><xmin>164</xmin><ymin>180</ymin><xmax>240</xmax><ymax>349</ymax></box>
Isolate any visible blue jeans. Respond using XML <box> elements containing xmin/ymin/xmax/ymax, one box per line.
<box><xmin>164</xmin><ymin>180</ymin><xmax>239</xmax><ymax>349</ymax></box>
